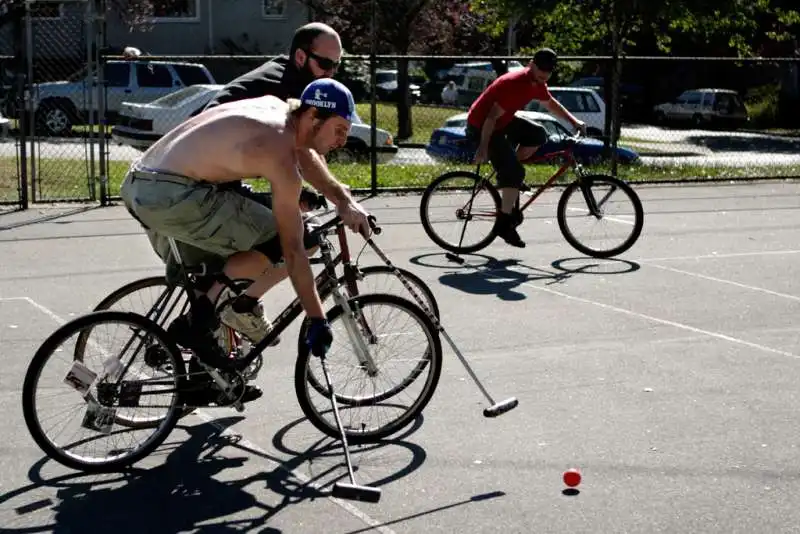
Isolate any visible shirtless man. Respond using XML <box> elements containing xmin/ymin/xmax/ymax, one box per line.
<box><xmin>119</xmin><ymin>78</ymin><xmax>370</xmax><ymax>405</ymax></box>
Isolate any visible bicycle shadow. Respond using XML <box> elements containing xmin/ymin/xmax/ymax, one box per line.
<box><xmin>410</xmin><ymin>253</ymin><xmax>640</xmax><ymax>301</ymax></box>
<box><xmin>4</xmin><ymin>414</ymin><xmax>430</xmax><ymax>533</ymax></box>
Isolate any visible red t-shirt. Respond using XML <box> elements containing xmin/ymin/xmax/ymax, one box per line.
<box><xmin>467</xmin><ymin>68</ymin><xmax>552</xmax><ymax>131</ymax></box>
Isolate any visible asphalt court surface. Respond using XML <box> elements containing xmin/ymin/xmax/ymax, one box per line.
<box><xmin>1</xmin><ymin>181</ymin><xmax>800</xmax><ymax>533</ymax></box>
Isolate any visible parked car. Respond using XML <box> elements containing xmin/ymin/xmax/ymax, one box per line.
<box><xmin>524</xmin><ymin>87</ymin><xmax>606</xmax><ymax>137</ymax></box>
<box><xmin>29</xmin><ymin>59</ymin><xmax>215</xmax><ymax>136</ymax></box>
<box><xmin>374</xmin><ymin>69</ymin><xmax>421</xmax><ymax>103</ymax></box>
<box><xmin>111</xmin><ymin>84</ymin><xmax>399</xmax><ymax>164</ymax></box>
<box><xmin>652</xmin><ymin>88</ymin><xmax>749</xmax><ymax>129</ymax></box>
<box><xmin>569</xmin><ymin>76</ymin><xmax>646</xmax><ymax>120</ymax></box>
<box><xmin>425</xmin><ymin>111</ymin><xmax>640</xmax><ymax>165</ymax></box>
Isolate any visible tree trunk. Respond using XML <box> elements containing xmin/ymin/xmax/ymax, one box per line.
<box><xmin>397</xmin><ymin>56</ymin><xmax>413</xmax><ymax>141</ymax></box>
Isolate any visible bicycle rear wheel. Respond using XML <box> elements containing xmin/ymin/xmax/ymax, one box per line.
<box><xmin>22</xmin><ymin>311</ymin><xmax>186</xmax><ymax>473</ymax></box>
<box><xmin>420</xmin><ymin>170</ymin><xmax>501</xmax><ymax>254</ymax></box>
<box><xmin>556</xmin><ymin>174</ymin><xmax>644</xmax><ymax>258</ymax></box>
<box><xmin>295</xmin><ymin>293</ymin><xmax>442</xmax><ymax>444</ymax></box>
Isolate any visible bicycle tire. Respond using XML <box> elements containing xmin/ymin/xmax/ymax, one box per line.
<box><xmin>305</xmin><ymin>265</ymin><xmax>441</xmax><ymax>403</ymax></box>
<box><xmin>22</xmin><ymin>310</ymin><xmax>186</xmax><ymax>473</ymax></box>
<box><xmin>324</xmin><ymin>265</ymin><xmax>440</xmax><ymax>319</ymax></box>
<box><xmin>556</xmin><ymin>174</ymin><xmax>644</xmax><ymax>258</ymax></box>
<box><xmin>294</xmin><ymin>293</ymin><xmax>443</xmax><ymax>444</ymax></box>
<box><xmin>419</xmin><ymin>170</ymin><xmax>501</xmax><ymax>254</ymax></box>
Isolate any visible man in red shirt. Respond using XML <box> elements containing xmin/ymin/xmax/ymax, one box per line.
<box><xmin>466</xmin><ymin>48</ymin><xmax>586</xmax><ymax>247</ymax></box>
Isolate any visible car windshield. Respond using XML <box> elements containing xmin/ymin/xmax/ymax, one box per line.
<box><xmin>149</xmin><ymin>85</ymin><xmax>210</xmax><ymax>107</ymax></box>
<box><xmin>444</xmin><ymin>118</ymin><xmax>467</xmax><ymax>127</ymax></box>
<box><xmin>376</xmin><ymin>72</ymin><xmax>397</xmax><ymax>84</ymax></box>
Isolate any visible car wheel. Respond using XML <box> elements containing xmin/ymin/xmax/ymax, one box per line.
<box><xmin>37</xmin><ymin>99</ymin><xmax>75</xmax><ymax>137</ymax></box>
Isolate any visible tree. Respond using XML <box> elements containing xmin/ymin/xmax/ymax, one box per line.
<box><xmin>303</xmin><ymin>0</ymin><xmax>479</xmax><ymax>139</ymax></box>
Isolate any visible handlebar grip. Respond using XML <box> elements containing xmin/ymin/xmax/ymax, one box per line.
<box><xmin>368</xmin><ymin>215</ymin><xmax>381</xmax><ymax>235</ymax></box>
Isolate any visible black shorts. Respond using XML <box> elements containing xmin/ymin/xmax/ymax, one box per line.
<box><xmin>466</xmin><ymin>116</ymin><xmax>548</xmax><ymax>188</ymax></box>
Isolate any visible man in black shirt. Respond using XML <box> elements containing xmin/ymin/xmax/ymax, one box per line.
<box><xmin>205</xmin><ymin>22</ymin><xmax>343</xmax><ymax>110</ymax></box>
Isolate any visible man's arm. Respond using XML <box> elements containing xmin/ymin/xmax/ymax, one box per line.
<box><xmin>295</xmin><ymin>147</ymin><xmax>370</xmax><ymax>235</ymax></box>
<box><xmin>542</xmin><ymin>97</ymin><xmax>586</xmax><ymax>133</ymax></box>
<box><xmin>475</xmin><ymin>102</ymin><xmax>505</xmax><ymax>163</ymax></box>
<box><xmin>268</xmin><ymin>151</ymin><xmax>326</xmax><ymax>319</ymax></box>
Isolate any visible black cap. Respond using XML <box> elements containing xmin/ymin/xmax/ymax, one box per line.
<box><xmin>533</xmin><ymin>48</ymin><xmax>557</xmax><ymax>71</ymax></box>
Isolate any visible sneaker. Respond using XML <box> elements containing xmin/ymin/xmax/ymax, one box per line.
<box><xmin>216</xmin><ymin>287</ymin><xmax>280</xmax><ymax>346</ymax></box>
<box><xmin>496</xmin><ymin>213</ymin><xmax>526</xmax><ymax>248</ymax></box>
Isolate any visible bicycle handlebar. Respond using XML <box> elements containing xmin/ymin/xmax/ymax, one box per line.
<box><xmin>310</xmin><ymin>213</ymin><xmax>382</xmax><ymax>238</ymax></box>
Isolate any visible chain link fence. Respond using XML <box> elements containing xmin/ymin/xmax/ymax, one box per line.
<box><xmin>23</xmin><ymin>0</ymin><xmax>102</xmax><ymax>203</ymax></box>
<box><xmin>99</xmin><ymin>53</ymin><xmax>800</xmax><ymax>200</ymax></box>
<box><xmin>3</xmin><ymin>39</ymin><xmax>799</xmax><ymax>211</ymax></box>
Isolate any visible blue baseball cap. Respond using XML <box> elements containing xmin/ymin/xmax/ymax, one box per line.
<box><xmin>300</xmin><ymin>78</ymin><xmax>355</xmax><ymax>122</ymax></box>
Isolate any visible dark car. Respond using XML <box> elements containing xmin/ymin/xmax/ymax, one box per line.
<box><xmin>426</xmin><ymin>111</ymin><xmax>640</xmax><ymax>165</ymax></box>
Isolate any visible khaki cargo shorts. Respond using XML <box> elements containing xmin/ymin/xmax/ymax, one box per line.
<box><xmin>120</xmin><ymin>166</ymin><xmax>281</xmax><ymax>284</ymax></box>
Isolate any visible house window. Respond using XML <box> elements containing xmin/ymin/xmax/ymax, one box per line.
<box><xmin>263</xmin><ymin>0</ymin><xmax>286</xmax><ymax>18</ymax></box>
<box><xmin>30</xmin><ymin>2</ymin><xmax>63</xmax><ymax>19</ymax></box>
<box><xmin>151</xmin><ymin>0</ymin><xmax>199</xmax><ymax>21</ymax></box>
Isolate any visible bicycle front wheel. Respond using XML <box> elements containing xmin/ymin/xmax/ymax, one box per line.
<box><xmin>22</xmin><ymin>311</ymin><xmax>186</xmax><ymax>473</ymax></box>
<box><xmin>557</xmin><ymin>174</ymin><xmax>644</xmax><ymax>258</ymax></box>
<box><xmin>323</xmin><ymin>264</ymin><xmax>440</xmax><ymax>319</ymax></box>
<box><xmin>295</xmin><ymin>293</ymin><xmax>443</xmax><ymax>444</ymax></box>
<box><xmin>420</xmin><ymin>170</ymin><xmax>501</xmax><ymax>254</ymax></box>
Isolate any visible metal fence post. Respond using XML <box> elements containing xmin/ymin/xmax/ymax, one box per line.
<box><xmin>96</xmin><ymin>2</ymin><xmax>108</xmax><ymax>206</ymax></box>
<box><xmin>369</xmin><ymin>0</ymin><xmax>377</xmax><ymax>196</ymax></box>
<box><xmin>24</xmin><ymin>1</ymin><xmax>36</xmax><ymax>203</ymax></box>
<box><xmin>12</xmin><ymin>10</ymin><xmax>29</xmax><ymax>210</ymax></box>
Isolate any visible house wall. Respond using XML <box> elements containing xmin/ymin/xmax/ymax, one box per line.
<box><xmin>105</xmin><ymin>0</ymin><xmax>309</xmax><ymax>56</ymax></box>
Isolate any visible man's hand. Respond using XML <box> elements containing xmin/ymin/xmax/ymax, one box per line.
<box><xmin>338</xmin><ymin>198</ymin><xmax>371</xmax><ymax>236</ymax></box>
<box><xmin>574</xmin><ymin>120</ymin><xmax>587</xmax><ymax>136</ymax></box>
<box><xmin>305</xmin><ymin>317</ymin><xmax>333</xmax><ymax>357</ymax></box>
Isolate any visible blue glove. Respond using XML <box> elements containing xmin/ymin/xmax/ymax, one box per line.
<box><xmin>306</xmin><ymin>317</ymin><xmax>333</xmax><ymax>357</ymax></box>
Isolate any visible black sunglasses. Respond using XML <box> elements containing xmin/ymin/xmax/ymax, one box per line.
<box><xmin>305</xmin><ymin>50</ymin><xmax>340</xmax><ymax>71</ymax></box>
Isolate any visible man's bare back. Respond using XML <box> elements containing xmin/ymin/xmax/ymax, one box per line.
<box><xmin>138</xmin><ymin>95</ymin><xmax>295</xmax><ymax>184</ymax></box>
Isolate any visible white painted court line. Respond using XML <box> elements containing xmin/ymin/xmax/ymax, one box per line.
<box><xmin>6</xmin><ymin>296</ymin><xmax>396</xmax><ymax>534</ymax></box>
<box><xmin>643</xmin><ymin>263</ymin><xmax>800</xmax><ymax>302</ymax></box>
<box><xmin>637</xmin><ymin>249</ymin><xmax>800</xmax><ymax>263</ymax></box>
<box><xmin>566</xmin><ymin>206</ymin><xmax>635</xmax><ymax>226</ymax></box>
<box><xmin>504</xmin><ymin>278</ymin><xmax>799</xmax><ymax>360</ymax></box>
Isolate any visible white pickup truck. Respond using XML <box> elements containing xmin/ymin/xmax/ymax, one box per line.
<box><xmin>30</xmin><ymin>59</ymin><xmax>215</xmax><ymax>136</ymax></box>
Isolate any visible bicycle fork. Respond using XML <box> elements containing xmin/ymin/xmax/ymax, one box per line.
<box><xmin>328</xmin><ymin>284</ymin><xmax>379</xmax><ymax>376</ymax></box>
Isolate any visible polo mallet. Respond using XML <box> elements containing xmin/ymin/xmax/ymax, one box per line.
<box><xmin>363</xmin><ymin>220</ymin><xmax>518</xmax><ymax>418</ymax></box>
<box><xmin>318</xmin><ymin>351</ymin><xmax>382</xmax><ymax>503</ymax></box>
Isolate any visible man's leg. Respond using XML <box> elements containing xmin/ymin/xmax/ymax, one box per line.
<box><xmin>488</xmin><ymin>132</ymin><xmax>526</xmax><ymax>248</ymax></box>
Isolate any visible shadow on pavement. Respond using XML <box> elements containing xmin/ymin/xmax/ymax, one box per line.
<box><xmin>410</xmin><ymin>253</ymin><xmax>640</xmax><ymax>301</ymax></box>
<box><xmin>4</xmin><ymin>412</ymin><xmax>431</xmax><ymax>533</ymax></box>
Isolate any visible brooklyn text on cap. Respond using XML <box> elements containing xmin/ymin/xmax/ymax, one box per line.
<box><xmin>300</xmin><ymin>78</ymin><xmax>355</xmax><ymax>122</ymax></box>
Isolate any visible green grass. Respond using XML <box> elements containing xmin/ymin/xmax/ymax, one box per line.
<box><xmin>2</xmin><ymin>156</ymin><xmax>798</xmax><ymax>205</ymax></box>
<box><xmin>356</xmin><ymin>102</ymin><xmax>462</xmax><ymax>144</ymax></box>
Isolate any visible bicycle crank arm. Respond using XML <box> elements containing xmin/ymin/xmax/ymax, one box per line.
<box><xmin>332</xmin><ymin>481</ymin><xmax>382</xmax><ymax>503</ymax></box>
